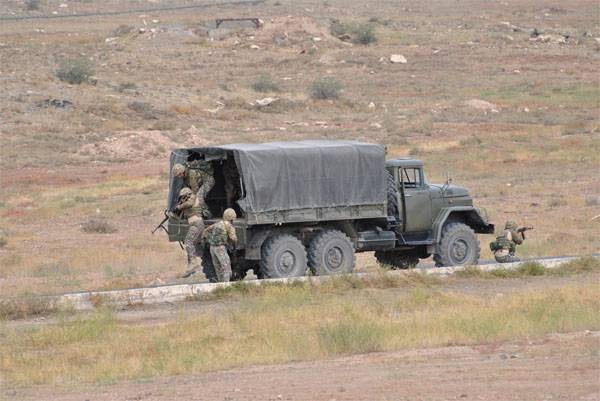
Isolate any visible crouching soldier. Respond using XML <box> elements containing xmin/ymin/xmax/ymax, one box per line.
<box><xmin>171</xmin><ymin>187</ymin><xmax>205</xmax><ymax>278</ymax></box>
<box><xmin>202</xmin><ymin>208</ymin><xmax>237</xmax><ymax>282</ymax></box>
<box><xmin>490</xmin><ymin>220</ymin><xmax>526</xmax><ymax>263</ymax></box>
<box><xmin>172</xmin><ymin>162</ymin><xmax>215</xmax><ymax>218</ymax></box>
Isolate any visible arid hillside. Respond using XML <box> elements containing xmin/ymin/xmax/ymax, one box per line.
<box><xmin>0</xmin><ymin>0</ymin><xmax>599</xmax><ymax>297</ymax></box>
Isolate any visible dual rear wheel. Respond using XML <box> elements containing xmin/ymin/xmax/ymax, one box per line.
<box><xmin>259</xmin><ymin>230</ymin><xmax>356</xmax><ymax>279</ymax></box>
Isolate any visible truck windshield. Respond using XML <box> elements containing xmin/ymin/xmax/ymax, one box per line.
<box><xmin>402</xmin><ymin>168</ymin><xmax>422</xmax><ymax>188</ymax></box>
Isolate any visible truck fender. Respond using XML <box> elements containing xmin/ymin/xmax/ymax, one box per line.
<box><xmin>432</xmin><ymin>207</ymin><xmax>494</xmax><ymax>243</ymax></box>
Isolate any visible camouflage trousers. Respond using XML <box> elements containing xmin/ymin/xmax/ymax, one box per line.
<box><xmin>210</xmin><ymin>245</ymin><xmax>231</xmax><ymax>282</ymax></box>
<box><xmin>197</xmin><ymin>176</ymin><xmax>215</xmax><ymax>218</ymax></box>
<box><xmin>184</xmin><ymin>222</ymin><xmax>205</xmax><ymax>271</ymax></box>
<box><xmin>494</xmin><ymin>252</ymin><xmax>520</xmax><ymax>263</ymax></box>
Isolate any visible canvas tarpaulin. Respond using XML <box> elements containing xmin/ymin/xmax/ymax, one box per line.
<box><xmin>169</xmin><ymin>140</ymin><xmax>386</xmax><ymax>213</ymax></box>
<box><xmin>221</xmin><ymin>140</ymin><xmax>386</xmax><ymax>213</ymax></box>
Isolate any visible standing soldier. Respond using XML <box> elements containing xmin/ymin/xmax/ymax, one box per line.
<box><xmin>172</xmin><ymin>161</ymin><xmax>215</xmax><ymax>218</ymax></box>
<box><xmin>172</xmin><ymin>187</ymin><xmax>205</xmax><ymax>278</ymax></box>
<box><xmin>202</xmin><ymin>208</ymin><xmax>237</xmax><ymax>282</ymax></box>
<box><xmin>490</xmin><ymin>220</ymin><xmax>530</xmax><ymax>263</ymax></box>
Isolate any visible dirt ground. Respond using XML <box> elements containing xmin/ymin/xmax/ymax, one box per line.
<box><xmin>8</xmin><ymin>332</ymin><xmax>599</xmax><ymax>401</ymax></box>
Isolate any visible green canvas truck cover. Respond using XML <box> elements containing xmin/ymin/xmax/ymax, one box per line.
<box><xmin>169</xmin><ymin>140</ymin><xmax>386</xmax><ymax>214</ymax></box>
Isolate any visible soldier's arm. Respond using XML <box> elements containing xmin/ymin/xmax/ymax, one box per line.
<box><xmin>200</xmin><ymin>171</ymin><xmax>216</xmax><ymax>191</ymax></box>
<box><xmin>201</xmin><ymin>224</ymin><xmax>212</xmax><ymax>241</ymax></box>
<box><xmin>511</xmin><ymin>230</ymin><xmax>524</xmax><ymax>244</ymax></box>
<box><xmin>176</xmin><ymin>194</ymin><xmax>196</xmax><ymax>210</ymax></box>
<box><xmin>226</xmin><ymin>222</ymin><xmax>238</xmax><ymax>244</ymax></box>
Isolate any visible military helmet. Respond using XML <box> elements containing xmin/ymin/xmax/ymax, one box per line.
<box><xmin>223</xmin><ymin>208</ymin><xmax>236</xmax><ymax>221</ymax></box>
<box><xmin>505</xmin><ymin>220</ymin><xmax>518</xmax><ymax>230</ymax></box>
<box><xmin>172</xmin><ymin>163</ymin><xmax>186</xmax><ymax>177</ymax></box>
<box><xmin>179</xmin><ymin>187</ymin><xmax>193</xmax><ymax>197</ymax></box>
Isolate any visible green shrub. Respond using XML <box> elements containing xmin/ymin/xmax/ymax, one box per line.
<box><xmin>56</xmin><ymin>58</ymin><xmax>94</xmax><ymax>84</ymax></box>
<box><xmin>252</xmin><ymin>73</ymin><xmax>280</xmax><ymax>93</ymax></box>
<box><xmin>81</xmin><ymin>218</ymin><xmax>117</xmax><ymax>234</ymax></box>
<box><xmin>25</xmin><ymin>0</ymin><xmax>41</xmax><ymax>11</ymax></box>
<box><xmin>517</xmin><ymin>262</ymin><xmax>546</xmax><ymax>276</ymax></box>
<box><xmin>310</xmin><ymin>77</ymin><xmax>343</xmax><ymax>100</ymax></box>
<box><xmin>330</xmin><ymin>20</ymin><xmax>377</xmax><ymax>45</ymax></box>
<box><xmin>353</xmin><ymin>24</ymin><xmax>377</xmax><ymax>45</ymax></box>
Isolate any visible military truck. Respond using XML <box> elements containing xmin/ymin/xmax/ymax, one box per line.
<box><xmin>164</xmin><ymin>140</ymin><xmax>494</xmax><ymax>281</ymax></box>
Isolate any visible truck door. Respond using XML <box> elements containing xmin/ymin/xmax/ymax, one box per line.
<box><xmin>401</xmin><ymin>167</ymin><xmax>432</xmax><ymax>233</ymax></box>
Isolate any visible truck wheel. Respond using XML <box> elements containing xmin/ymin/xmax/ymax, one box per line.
<box><xmin>260</xmin><ymin>234</ymin><xmax>307</xmax><ymax>279</ymax></box>
<box><xmin>434</xmin><ymin>222</ymin><xmax>480</xmax><ymax>267</ymax></box>
<box><xmin>201</xmin><ymin>253</ymin><xmax>218</xmax><ymax>283</ymax></box>
<box><xmin>374</xmin><ymin>251</ymin><xmax>418</xmax><ymax>269</ymax></box>
<box><xmin>308</xmin><ymin>230</ymin><xmax>356</xmax><ymax>275</ymax></box>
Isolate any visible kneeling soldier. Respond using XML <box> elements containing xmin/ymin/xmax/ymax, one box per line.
<box><xmin>202</xmin><ymin>208</ymin><xmax>237</xmax><ymax>282</ymax></box>
<box><xmin>490</xmin><ymin>220</ymin><xmax>524</xmax><ymax>263</ymax></box>
<box><xmin>173</xmin><ymin>187</ymin><xmax>205</xmax><ymax>278</ymax></box>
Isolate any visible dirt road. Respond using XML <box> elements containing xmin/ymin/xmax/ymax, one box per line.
<box><xmin>9</xmin><ymin>331</ymin><xmax>598</xmax><ymax>401</ymax></box>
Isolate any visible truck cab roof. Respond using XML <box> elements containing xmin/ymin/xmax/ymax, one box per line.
<box><xmin>385</xmin><ymin>158</ymin><xmax>424</xmax><ymax>168</ymax></box>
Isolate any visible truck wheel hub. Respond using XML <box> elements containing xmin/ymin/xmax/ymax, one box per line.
<box><xmin>451</xmin><ymin>240</ymin><xmax>468</xmax><ymax>262</ymax></box>
<box><xmin>326</xmin><ymin>246</ymin><xmax>343</xmax><ymax>269</ymax></box>
<box><xmin>279</xmin><ymin>251</ymin><xmax>296</xmax><ymax>272</ymax></box>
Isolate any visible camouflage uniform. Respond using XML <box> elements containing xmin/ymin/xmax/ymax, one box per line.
<box><xmin>185</xmin><ymin>162</ymin><xmax>215</xmax><ymax>218</ymax></box>
<box><xmin>202</xmin><ymin>209</ymin><xmax>237</xmax><ymax>282</ymax></box>
<box><xmin>173</xmin><ymin>162</ymin><xmax>215</xmax><ymax>218</ymax></box>
<box><xmin>176</xmin><ymin>188</ymin><xmax>205</xmax><ymax>277</ymax></box>
<box><xmin>490</xmin><ymin>221</ymin><xmax>524</xmax><ymax>263</ymax></box>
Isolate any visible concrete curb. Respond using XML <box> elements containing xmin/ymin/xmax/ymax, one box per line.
<box><xmin>39</xmin><ymin>255</ymin><xmax>590</xmax><ymax>311</ymax></box>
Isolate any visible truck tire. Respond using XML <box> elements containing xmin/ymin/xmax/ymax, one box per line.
<box><xmin>374</xmin><ymin>251</ymin><xmax>418</xmax><ymax>269</ymax></box>
<box><xmin>201</xmin><ymin>252</ymin><xmax>218</xmax><ymax>283</ymax></box>
<box><xmin>308</xmin><ymin>230</ymin><xmax>356</xmax><ymax>275</ymax></box>
<box><xmin>260</xmin><ymin>234</ymin><xmax>307</xmax><ymax>279</ymax></box>
<box><xmin>386</xmin><ymin>170</ymin><xmax>399</xmax><ymax>219</ymax></box>
<box><xmin>434</xmin><ymin>222</ymin><xmax>480</xmax><ymax>267</ymax></box>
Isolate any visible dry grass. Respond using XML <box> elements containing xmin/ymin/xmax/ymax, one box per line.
<box><xmin>456</xmin><ymin>257</ymin><xmax>599</xmax><ymax>279</ymax></box>
<box><xmin>1</xmin><ymin>283</ymin><xmax>598</xmax><ymax>386</ymax></box>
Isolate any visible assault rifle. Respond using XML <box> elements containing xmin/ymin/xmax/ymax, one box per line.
<box><xmin>151</xmin><ymin>193</ymin><xmax>189</xmax><ymax>234</ymax></box>
<box><xmin>517</xmin><ymin>226</ymin><xmax>533</xmax><ymax>239</ymax></box>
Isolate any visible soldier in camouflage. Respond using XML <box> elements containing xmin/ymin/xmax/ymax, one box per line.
<box><xmin>489</xmin><ymin>220</ymin><xmax>524</xmax><ymax>263</ymax></box>
<box><xmin>172</xmin><ymin>161</ymin><xmax>215</xmax><ymax>218</ymax></box>
<box><xmin>172</xmin><ymin>187</ymin><xmax>205</xmax><ymax>278</ymax></box>
<box><xmin>202</xmin><ymin>208</ymin><xmax>237</xmax><ymax>282</ymax></box>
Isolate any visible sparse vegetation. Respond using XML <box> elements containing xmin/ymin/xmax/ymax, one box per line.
<box><xmin>118</xmin><ymin>82</ymin><xmax>137</xmax><ymax>92</ymax></box>
<box><xmin>128</xmin><ymin>101</ymin><xmax>159</xmax><ymax>119</ymax></box>
<box><xmin>456</xmin><ymin>258</ymin><xmax>598</xmax><ymax>279</ymax></box>
<box><xmin>25</xmin><ymin>0</ymin><xmax>40</xmax><ymax>11</ymax></box>
<box><xmin>56</xmin><ymin>58</ymin><xmax>94</xmax><ymax>85</ymax></box>
<box><xmin>81</xmin><ymin>217</ymin><xmax>117</xmax><ymax>234</ymax></box>
<box><xmin>1</xmin><ymin>283</ymin><xmax>597</xmax><ymax>385</ymax></box>
<box><xmin>310</xmin><ymin>77</ymin><xmax>343</xmax><ymax>100</ymax></box>
<box><xmin>252</xmin><ymin>73</ymin><xmax>280</xmax><ymax>92</ymax></box>
<box><xmin>330</xmin><ymin>20</ymin><xmax>377</xmax><ymax>44</ymax></box>
<box><xmin>0</xmin><ymin>293</ymin><xmax>55</xmax><ymax>320</ymax></box>
<box><xmin>112</xmin><ymin>24</ymin><xmax>135</xmax><ymax>37</ymax></box>
<box><xmin>0</xmin><ymin>235</ymin><xmax>7</xmax><ymax>248</ymax></box>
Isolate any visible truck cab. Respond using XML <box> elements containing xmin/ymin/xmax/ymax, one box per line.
<box><xmin>379</xmin><ymin>158</ymin><xmax>494</xmax><ymax>268</ymax></box>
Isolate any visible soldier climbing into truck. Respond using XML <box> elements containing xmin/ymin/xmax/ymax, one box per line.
<box><xmin>160</xmin><ymin>140</ymin><xmax>494</xmax><ymax>282</ymax></box>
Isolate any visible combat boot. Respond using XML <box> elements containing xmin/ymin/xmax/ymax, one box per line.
<box><xmin>180</xmin><ymin>257</ymin><xmax>201</xmax><ymax>278</ymax></box>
